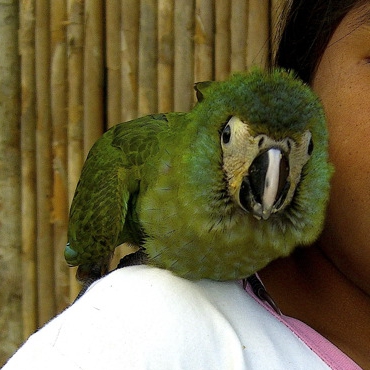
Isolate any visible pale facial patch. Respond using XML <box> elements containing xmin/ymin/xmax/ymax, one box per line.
<box><xmin>221</xmin><ymin>116</ymin><xmax>313</xmax><ymax>218</ymax></box>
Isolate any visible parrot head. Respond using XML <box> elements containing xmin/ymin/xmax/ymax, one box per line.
<box><xmin>191</xmin><ymin>68</ymin><xmax>330</xmax><ymax>224</ymax></box>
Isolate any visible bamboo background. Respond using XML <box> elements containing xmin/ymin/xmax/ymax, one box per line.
<box><xmin>0</xmin><ymin>0</ymin><xmax>284</xmax><ymax>365</ymax></box>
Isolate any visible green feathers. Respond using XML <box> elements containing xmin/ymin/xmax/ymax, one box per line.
<box><xmin>66</xmin><ymin>68</ymin><xmax>333</xmax><ymax>282</ymax></box>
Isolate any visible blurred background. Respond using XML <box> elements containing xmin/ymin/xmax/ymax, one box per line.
<box><xmin>0</xmin><ymin>0</ymin><xmax>284</xmax><ymax>365</ymax></box>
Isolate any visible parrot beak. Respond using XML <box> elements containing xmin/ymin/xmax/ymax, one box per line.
<box><xmin>239</xmin><ymin>148</ymin><xmax>290</xmax><ymax>220</ymax></box>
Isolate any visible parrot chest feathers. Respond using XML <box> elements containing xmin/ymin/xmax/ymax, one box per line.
<box><xmin>139</xmin><ymin>182</ymin><xmax>302</xmax><ymax>280</ymax></box>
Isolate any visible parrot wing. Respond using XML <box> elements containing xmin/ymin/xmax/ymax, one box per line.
<box><xmin>65</xmin><ymin>114</ymin><xmax>171</xmax><ymax>281</ymax></box>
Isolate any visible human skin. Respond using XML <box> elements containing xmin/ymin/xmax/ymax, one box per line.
<box><xmin>259</xmin><ymin>4</ymin><xmax>370</xmax><ymax>369</ymax></box>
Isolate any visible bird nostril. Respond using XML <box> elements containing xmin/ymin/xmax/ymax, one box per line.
<box><xmin>287</xmin><ymin>140</ymin><xmax>292</xmax><ymax>151</ymax></box>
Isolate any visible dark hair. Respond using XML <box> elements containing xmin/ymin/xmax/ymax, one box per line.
<box><xmin>274</xmin><ymin>0</ymin><xmax>366</xmax><ymax>83</ymax></box>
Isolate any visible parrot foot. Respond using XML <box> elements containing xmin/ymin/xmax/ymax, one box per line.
<box><xmin>116</xmin><ymin>249</ymin><xmax>148</xmax><ymax>269</ymax></box>
<box><xmin>72</xmin><ymin>264</ymin><xmax>106</xmax><ymax>304</ymax></box>
<box><xmin>71</xmin><ymin>251</ymin><xmax>148</xmax><ymax>305</ymax></box>
<box><xmin>73</xmin><ymin>276</ymin><xmax>101</xmax><ymax>303</ymax></box>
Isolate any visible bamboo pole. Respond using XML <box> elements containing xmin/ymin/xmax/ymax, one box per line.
<box><xmin>0</xmin><ymin>1</ymin><xmax>22</xmax><ymax>364</ymax></box>
<box><xmin>174</xmin><ymin>0</ymin><xmax>195</xmax><ymax>112</ymax></box>
<box><xmin>51</xmin><ymin>0</ymin><xmax>69</xmax><ymax>312</ymax></box>
<box><xmin>106</xmin><ymin>0</ymin><xmax>122</xmax><ymax>128</ymax></box>
<box><xmin>83</xmin><ymin>0</ymin><xmax>104</xmax><ymax>154</ymax></box>
<box><xmin>19</xmin><ymin>0</ymin><xmax>38</xmax><ymax>340</ymax></box>
<box><xmin>106</xmin><ymin>0</ymin><xmax>147</xmax><ymax>270</ymax></box>
<box><xmin>246</xmin><ymin>0</ymin><xmax>270</xmax><ymax>69</ymax></box>
<box><xmin>138</xmin><ymin>0</ymin><xmax>158</xmax><ymax>116</ymax></box>
<box><xmin>158</xmin><ymin>0</ymin><xmax>174</xmax><ymax>112</ymax></box>
<box><xmin>121</xmin><ymin>0</ymin><xmax>140</xmax><ymax>121</ymax></box>
<box><xmin>230</xmin><ymin>0</ymin><xmax>248</xmax><ymax>72</ymax></box>
<box><xmin>67</xmin><ymin>0</ymin><xmax>84</xmax><ymax>301</ymax></box>
<box><xmin>194</xmin><ymin>0</ymin><xmax>214</xmax><ymax>82</ymax></box>
<box><xmin>215</xmin><ymin>0</ymin><xmax>231</xmax><ymax>80</ymax></box>
<box><xmin>35</xmin><ymin>0</ymin><xmax>56</xmax><ymax>326</ymax></box>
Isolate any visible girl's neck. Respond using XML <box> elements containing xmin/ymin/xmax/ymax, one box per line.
<box><xmin>258</xmin><ymin>246</ymin><xmax>370</xmax><ymax>369</ymax></box>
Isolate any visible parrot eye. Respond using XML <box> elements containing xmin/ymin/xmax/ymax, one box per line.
<box><xmin>308</xmin><ymin>138</ymin><xmax>314</xmax><ymax>155</ymax></box>
<box><xmin>222</xmin><ymin>124</ymin><xmax>231</xmax><ymax>144</ymax></box>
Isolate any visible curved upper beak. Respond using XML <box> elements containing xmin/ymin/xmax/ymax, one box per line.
<box><xmin>240</xmin><ymin>148</ymin><xmax>290</xmax><ymax>220</ymax></box>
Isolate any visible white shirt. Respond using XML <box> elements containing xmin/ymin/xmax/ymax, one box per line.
<box><xmin>4</xmin><ymin>265</ymin><xmax>360</xmax><ymax>369</ymax></box>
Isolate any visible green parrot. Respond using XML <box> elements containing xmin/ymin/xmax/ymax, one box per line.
<box><xmin>65</xmin><ymin>68</ymin><xmax>332</xmax><ymax>285</ymax></box>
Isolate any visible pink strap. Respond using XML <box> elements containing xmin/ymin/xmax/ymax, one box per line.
<box><xmin>244</xmin><ymin>280</ymin><xmax>361</xmax><ymax>370</ymax></box>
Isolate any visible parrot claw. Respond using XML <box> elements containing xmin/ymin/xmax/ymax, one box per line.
<box><xmin>72</xmin><ymin>251</ymin><xmax>148</xmax><ymax>304</ymax></box>
<box><xmin>116</xmin><ymin>249</ymin><xmax>148</xmax><ymax>269</ymax></box>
